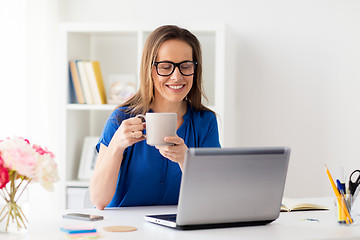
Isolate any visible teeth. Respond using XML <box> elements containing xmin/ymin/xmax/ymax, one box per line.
<box><xmin>168</xmin><ymin>85</ymin><xmax>184</xmax><ymax>90</ymax></box>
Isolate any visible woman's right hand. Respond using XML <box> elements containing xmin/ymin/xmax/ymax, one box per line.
<box><xmin>109</xmin><ymin>116</ymin><xmax>146</xmax><ymax>151</ymax></box>
<box><xmin>90</xmin><ymin>116</ymin><xmax>145</xmax><ymax>209</ymax></box>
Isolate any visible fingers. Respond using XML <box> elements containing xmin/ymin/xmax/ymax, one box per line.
<box><xmin>125</xmin><ymin>116</ymin><xmax>143</xmax><ymax>125</ymax></box>
<box><xmin>123</xmin><ymin>117</ymin><xmax>145</xmax><ymax>139</ymax></box>
<box><xmin>158</xmin><ymin>149</ymin><xmax>176</xmax><ymax>160</ymax></box>
<box><xmin>164</xmin><ymin>136</ymin><xmax>183</xmax><ymax>145</ymax></box>
<box><xmin>131</xmin><ymin>130</ymin><xmax>145</xmax><ymax>139</ymax></box>
<box><xmin>155</xmin><ymin>136</ymin><xmax>184</xmax><ymax>150</ymax></box>
<box><xmin>113</xmin><ymin>117</ymin><xmax>145</xmax><ymax>149</ymax></box>
<box><xmin>123</xmin><ymin>117</ymin><xmax>145</xmax><ymax>132</ymax></box>
<box><xmin>155</xmin><ymin>135</ymin><xmax>187</xmax><ymax>166</ymax></box>
<box><xmin>129</xmin><ymin>118</ymin><xmax>145</xmax><ymax>139</ymax></box>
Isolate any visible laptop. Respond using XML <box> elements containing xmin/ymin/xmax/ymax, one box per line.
<box><xmin>144</xmin><ymin>147</ymin><xmax>290</xmax><ymax>230</ymax></box>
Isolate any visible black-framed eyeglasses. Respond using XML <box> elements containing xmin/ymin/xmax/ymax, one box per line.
<box><xmin>153</xmin><ymin>61</ymin><xmax>197</xmax><ymax>77</ymax></box>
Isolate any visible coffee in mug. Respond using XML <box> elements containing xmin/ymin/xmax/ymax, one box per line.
<box><xmin>136</xmin><ymin>113</ymin><xmax>177</xmax><ymax>146</ymax></box>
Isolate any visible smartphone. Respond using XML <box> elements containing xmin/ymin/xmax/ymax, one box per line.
<box><xmin>63</xmin><ymin>213</ymin><xmax>104</xmax><ymax>221</ymax></box>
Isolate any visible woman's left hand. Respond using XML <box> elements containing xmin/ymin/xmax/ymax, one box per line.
<box><xmin>155</xmin><ymin>135</ymin><xmax>188</xmax><ymax>171</ymax></box>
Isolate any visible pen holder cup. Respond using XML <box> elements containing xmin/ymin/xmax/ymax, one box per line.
<box><xmin>334</xmin><ymin>195</ymin><xmax>357</xmax><ymax>225</ymax></box>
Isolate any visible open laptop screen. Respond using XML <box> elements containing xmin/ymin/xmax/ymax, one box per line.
<box><xmin>145</xmin><ymin>147</ymin><xmax>290</xmax><ymax>230</ymax></box>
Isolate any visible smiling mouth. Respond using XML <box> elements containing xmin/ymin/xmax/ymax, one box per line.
<box><xmin>167</xmin><ymin>84</ymin><xmax>185</xmax><ymax>90</ymax></box>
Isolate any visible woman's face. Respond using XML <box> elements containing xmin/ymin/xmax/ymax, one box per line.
<box><xmin>152</xmin><ymin>39</ymin><xmax>194</xmax><ymax>106</ymax></box>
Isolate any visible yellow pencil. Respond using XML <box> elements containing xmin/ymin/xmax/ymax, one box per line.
<box><xmin>325</xmin><ymin>164</ymin><xmax>353</xmax><ymax>224</ymax></box>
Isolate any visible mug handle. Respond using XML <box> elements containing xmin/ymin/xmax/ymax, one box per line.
<box><xmin>135</xmin><ymin>114</ymin><xmax>146</xmax><ymax>122</ymax></box>
<box><xmin>135</xmin><ymin>114</ymin><xmax>146</xmax><ymax>137</ymax></box>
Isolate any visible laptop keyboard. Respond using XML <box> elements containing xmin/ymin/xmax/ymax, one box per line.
<box><xmin>157</xmin><ymin>214</ymin><xmax>177</xmax><ymax>222</ymax></box>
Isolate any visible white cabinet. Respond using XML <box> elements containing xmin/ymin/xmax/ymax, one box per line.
<box><xmin>66</xmin><ymin>187</ymin><xmax>88</xmax><ymax>209</ymax></box>
<box><xmin>59</xmin><ymin>23</ymin><xmax>235</xmax><ymax>209</ymax></box>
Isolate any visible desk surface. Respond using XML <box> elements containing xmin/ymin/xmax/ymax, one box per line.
<box><xmin>2</xmin><ymin>198</ymin><xmax>360</xmax><ymax>240</ymax></box>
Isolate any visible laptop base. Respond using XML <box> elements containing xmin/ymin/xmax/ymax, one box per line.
<box><xmin>145</xmin><ymin>214</ymin><xmax>275</xmax><ymax>230</ymax></box>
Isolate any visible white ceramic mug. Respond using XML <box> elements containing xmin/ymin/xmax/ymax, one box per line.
<box><xmin>136</xmin><ymin>113</ymin><xmax>177</xmax><ymax>146</ymax></box>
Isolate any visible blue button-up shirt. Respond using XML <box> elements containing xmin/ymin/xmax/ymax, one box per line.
<box><xmin>96</xmin><ymin>104</ymin><xmax>221</xmax><ymax>207</ymax></box>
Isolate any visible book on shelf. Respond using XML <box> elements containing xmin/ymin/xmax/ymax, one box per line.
<box><xmin>281</xmin><ymin>198</ymin><xmax>329</xmax><ymax>212</ymax></box>
<box><xmin>76</xmin><ymin>60</ymin><xmax>94</xmax><ymax>104</ymax></box>
<box><xmin>70</xmin><ymin>60</ymin><xmax>107</xmax><ymax>105</ymax></box>
<box><xmin>68</xmin><ymin>67</ymin><xmax>77</xmax><ymax>104</ymax></box>
<box><xmin>92</xmin><ymin>61</ymin><xmax>107</xmax><ymax>104</ymax></box>
<box><xmin>84</xmin><ymin>61</ymin><xmax>102</xmax><ymax>104</ymax></box>
<box><xmin>69</xmin><ymin>61</ymin><xmax>85</xmax><ymax>104</ymax></box>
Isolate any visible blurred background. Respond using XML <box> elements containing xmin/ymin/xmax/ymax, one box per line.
<box><xmin>1</xmin><ymin>0</ymin><xmax>360</xmax><ymax>210</ymax></box>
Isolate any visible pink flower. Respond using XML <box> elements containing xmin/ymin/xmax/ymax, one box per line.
<box><xmin>33</xmin><ymin>144</ymin><xmax>55</xmax><ymax>158</ymax></box>
<box><xmin>0</xmin><ymin>154</ymin><xmax>9</xmax><ymax>189</ymax></box>
<box><xmin>0</xmin><ymin>151</ymin><xmax>3</xmax><ymax>166</ymax></box>
<box><xmin>0</xmin><ymin>167</ymin><xmax>9</xmax><ymax>189</ymax></box>
<box><xmin>3</xmin><ymin>147</ymin><xmax>37</xmax><ymax>179</ymax></box>
<box><xmin>0</xmin><ymin>137</ymin><xmax>37</xmax><ymax>179</ymax></box>
<box><xmin>0</xmin><ymin>136</ymin><xmax>59</xmax><ymax>191</ymax></box>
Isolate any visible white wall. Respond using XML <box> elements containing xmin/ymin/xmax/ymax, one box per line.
<box><xmin>7</xmin><ymin>0</ymin><xmax>358</xmax><ymax>206</ymax></box>
<box><xmin>0</xmin><ymin>0</ymin><xmax>61</xmax><ymax>210</ymax></box>
<box><xmin>58</xmin><ymin>0</ymin><xmax>360</xmax><ymax>198</ymax></box>
<box><xmin>0</xmin><ymin>1</ymin><xmax>28</xmax><ymax>138</ymax></box>
<box><xmin>26</xmin><ymin>0</ymin><xmax>62</xmax><ymax>211</ymax></box>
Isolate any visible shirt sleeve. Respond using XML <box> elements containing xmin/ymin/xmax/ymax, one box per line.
<box><xmin>200</xmin><ymin>111</ymin><xmax>221</xmax><ymax>148</ymax></box>
<box><xmin>96</xmin><ymin>108</ymin><xmax>126</xmax><ymax>152</ymax></box>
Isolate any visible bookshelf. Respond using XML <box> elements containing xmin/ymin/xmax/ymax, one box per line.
<box><xmin>59</xmin><ymin>23</ymin><xmax>235</xmax><ymax>209</ymax></box>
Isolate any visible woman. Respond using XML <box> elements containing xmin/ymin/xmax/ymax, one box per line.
<box><xmin>90</xmin><ymin>25</ymin><xmax>221</xmax><ymax>210</ymax></box>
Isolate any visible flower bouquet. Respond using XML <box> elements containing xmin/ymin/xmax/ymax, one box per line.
<box><xmin>0</xmin><ymin>136</ymin><xmax>59</xmax><ymax>232</ymax></box>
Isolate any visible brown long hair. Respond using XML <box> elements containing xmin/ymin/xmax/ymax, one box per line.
<box><xmin>119</xmin><ymin>25</ymin><xmax>212</xmax><ymax>115</ymax></box>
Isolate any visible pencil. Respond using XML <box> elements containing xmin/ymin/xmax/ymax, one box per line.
<box><xmin>325</xmin><ymin>164</ymin><xmax>353</xmax><ymax>224</ymax></box>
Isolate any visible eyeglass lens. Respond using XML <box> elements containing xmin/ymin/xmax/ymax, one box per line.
<box><xmin>156</xmin><ymin>61</ymin><xmax>196</xmax><ymax>76</ymax></box>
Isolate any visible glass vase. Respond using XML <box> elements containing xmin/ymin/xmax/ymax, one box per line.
<box><xmin>0</xmin><ymin>172</ymin><xmax>29</xmax><ymax>233</ymax></box>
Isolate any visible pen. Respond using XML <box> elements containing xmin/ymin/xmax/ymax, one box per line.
<box><xmin>336</xmin><ymin>179</ymin><xmax>346</xmax><ymax>194</ymax></box>
<box><xmin>336</xmin><ymin>179</ymin><xmax>346</xmax><ymax>222</ymax></box>
<box><xmin>325</xmin><ymin>165</ymin><xmax>353</xmax><ymax>224</ymax></box>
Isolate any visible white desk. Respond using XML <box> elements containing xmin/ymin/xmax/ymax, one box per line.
<box><xmin>2</xmin><ymin>198</ymin><xmax>360</xmax><ymax>240</ymax></box>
